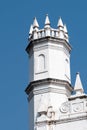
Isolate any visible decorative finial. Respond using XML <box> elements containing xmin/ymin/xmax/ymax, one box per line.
<box><xmin>57</xmin><ymin>17</ymin><xmax>64</xmax><ymax>39</ymax></box>
<box><xmin>64</xmin><ymin>24</ymin><xmax>68</xmax><ymax>33</ymax></box>
<box><xmin>74</xmin><ymin>72</ymin><xmax>84</xmax><ymax>95</ymax></box>
<box><xmin>57</xmin><ymin>17</ymin><xmax>64</xmax><ymax>27</ymax></box>
<box><xmin>64</xmin><ymin>24</ymin><xmax>69</xmax><ymax>42</ymax></box>
<box><xmin>29</xmin><ymin>24</ymin><xmax>33</xmax><ymax>35</ymax></box>
<box><xmin>33</xmin><ymin>17</ymin><xmax>39</xmax><ymax>29</ymax></box>
<box><xmin>44</xmin><ymin>14</ymin><xmax>50</xmax><ymax>28</ymax></box>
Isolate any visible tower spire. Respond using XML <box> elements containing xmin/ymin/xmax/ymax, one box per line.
<box><xmin>74</xmin><ymin>72</ymin><xmax>84</xmax><ymax>95</ymax></box>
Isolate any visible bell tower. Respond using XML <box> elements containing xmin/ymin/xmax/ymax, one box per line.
<box><xmin>25</xmin><ymin>15</ymin><xmax>73</xmax><ymax>130</ymax></box>
<box><xmin>26</xmin><ymin>15</ymin><xmax>71</xmax><ymax>83</ymax></box>
<box><xmin>25</xmin><ymin>14</ymin><xmax>87</xmax><ymax>130</ymax></box>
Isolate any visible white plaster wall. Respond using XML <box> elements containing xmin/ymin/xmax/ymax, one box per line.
<box><xmin>49</xmin><ymin>92</ymin><xmax>68</xmax><ymax>109</ymax></box>
<box><xmin>30</xmin><ymin>40</ymin><xmax>71</xmax><ymax>82</ymax></box>
<box><xmin>32</xmin><ymin>83</ymin><xmax>69</xmax><ymax>123</ymax></box>
<box><xmin>37</xmin><ymin>124</ymin><xmax>48</xmax><ymax>130</ymax></box>
<box><xmin>34</xmin><ymin>45</ymin><xmax>49</xmax><ymax>81</ymax></box>
<box><xmin>34</xmin><ymin>92</ymin><xmax>49</xmax><ymax>121</ymax></box>
<box><xmin>48</xmin><ymin>42</ymin><xmax>71</xmax><ymax>83</ymax></box>
<box><xmin>48</xmin><ymin>47</ymin><xmax>65</xmax><ymax>80</ymax></box>
<box><xmin>29</xmin><ymin>96</ymin><xmax>34</xmax><ymax>130</ymax></box>
<box><xmin>29</xmin><ymin>91</ymin><xmax>87</xmax><ymax>130</ymax></box>
<box><xmin>55</xmin><ymin>120</ymin><xmax>87</xmax><ymax>130</ymax></box>
<box><xmin>33</xmin><ymin>92</ymin><xmax>67</xmax><ymax>122</ymax></box>
<box><xmin>29</xmin><ymin>53</ymin><xmax>34</xmax><ymax>81</ymax></box>
<box><xmin>63</xmin><ymin>49</ymin><xmax>71</xmax><ymax>83</ymax></box>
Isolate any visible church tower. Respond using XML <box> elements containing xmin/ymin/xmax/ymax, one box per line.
<box><xmin>25</xmin><ymin>15</ymin><xmax>87</xmax><ymax>130</ymax></box>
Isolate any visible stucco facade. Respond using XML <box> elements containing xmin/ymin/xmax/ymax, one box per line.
<box><xmin>25</xmin><ymin>15</ymin><xmax>87</xmax><ymax>130</ymax></box>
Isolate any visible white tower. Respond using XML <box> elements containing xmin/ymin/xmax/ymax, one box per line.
<box><xmin>25</xmin><ymin>15</ymin><xmax>87</xmax><ymax>130</ymax></box>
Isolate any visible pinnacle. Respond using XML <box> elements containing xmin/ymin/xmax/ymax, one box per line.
<box><xmin>45</xmin><ymin>14</ymin><xmax>50</xmax><ymax>25</ymax></box>
<box><xmin>74</xmin><ymin>72</ymin><xmax>84</xmax><ymax>95</ymax></box>
<box><xmin>57</xmin><ymin>17</ymin><xmax>64</xmax><ymax>27</ymax></box>
<box><xmin>64</xmin><ymin>24</ymin><xmax>68</xmax><ymax>33</ymax></box>
<box><xmin>33</xmin><ymin>17</ymin><xmax>39</xmax><ymax>28</ymax></box>
<box><xmin>29</xmin><ymin>24</ymin><xmax>33</xmax><ymax>35</ymax></box>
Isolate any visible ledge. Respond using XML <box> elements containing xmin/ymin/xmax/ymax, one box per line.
<box><xmin>26</xmin><ymin>36</ymin><xmax>72</xmax><ymax>54</ymax></box>
<box><xmin>69</xmin><ymin>94</ymin><xmax>87</xmax><ymax>100</ymax></box>
<box><xmin>36</xmin><ymin>115</ymin><xmax>87</xmax><ymax>125</ymax></box>
<box><xmin>25</xmin><ymin>78</ymin><xmax>73</xmax><ymax>95</ymax></box>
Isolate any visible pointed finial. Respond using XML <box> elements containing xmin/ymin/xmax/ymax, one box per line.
<box><xmin>64</xmin><ymin>24</ymin><xmax>68</xmax><ymax>33</ymax></box>
<box><xmin>45</xmin><ymin>14</ymin><xmax>50</xmax><ymax>25</ymax></box>
<box><xmin>29</xmin><ymin>24</ymin><xmax>33</xmax><ymax>35</ymax></box>
<box><xmin>57</xmin><ymin>17</ymin><xmax>64</xmax><ymax>39</ymax></box>
<box><xmin>44</xmin><ymin>14</ymin><xmax>50</xmax><ymax>28</ymax></box>
<box><xmin>74</xmin><ymin>72</ymin><xmax>84</xmax><ymax>95</ymax></box>
<box><xmin>33</xmin><ymin>17</ymin><xmax>39</xmax><ymax>29</ymax></box>
<box><xmin>57</xmin><ymin>17</ymin><xmax>64</xmax><ymax>27</ymax></box>
<box><xmin>64</xmin><ymin>24</ymin><xmax>69</xmax><ymax>42</ymax></box>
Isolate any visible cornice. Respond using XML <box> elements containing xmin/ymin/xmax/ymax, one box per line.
<box><xmin>69</xmin><ymin>94</ymin><xmax>87</xmax><ymax>100</ymax></box>
<box><xmin>26</xmin><ymin>37</ymin><xmax>72</xmax><ymax>55</ymax></box>
<box><xmin>25</xmin><ymin>78</ymin><xmax>73</xmax><ymax>95</ymax></box>
<box><xmin>36</xmin><ymin>115</ymin><xmax>87</xmax><ymax>125</ymax></box>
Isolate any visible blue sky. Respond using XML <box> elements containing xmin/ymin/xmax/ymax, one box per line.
<box><xmin>0</xmin><ymin>0</ymin><xmax>87</xmax><ymax>130</ymax></box>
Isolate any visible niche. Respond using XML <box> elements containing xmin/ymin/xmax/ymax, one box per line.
<box><xmin>38</xmin><ymin>54</ymin><xmax>45</xmax><ymax>72</ymax></box>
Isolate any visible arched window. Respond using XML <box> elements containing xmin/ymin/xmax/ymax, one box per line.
<box><xmin>38</xmin><ymin>54</ymin><xmax>45</xmax><ymax>72</ymax></box>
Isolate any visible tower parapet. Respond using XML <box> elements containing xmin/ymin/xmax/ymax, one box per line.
<box><xmin>29</xmin><ymin>15</ymin><xmax>69</xmax><ymax>43</ymax></box>
<box><xmin>26</xmin><ymin>15</ymin><xmax>71</xmax><ymax>84</ymax></box>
